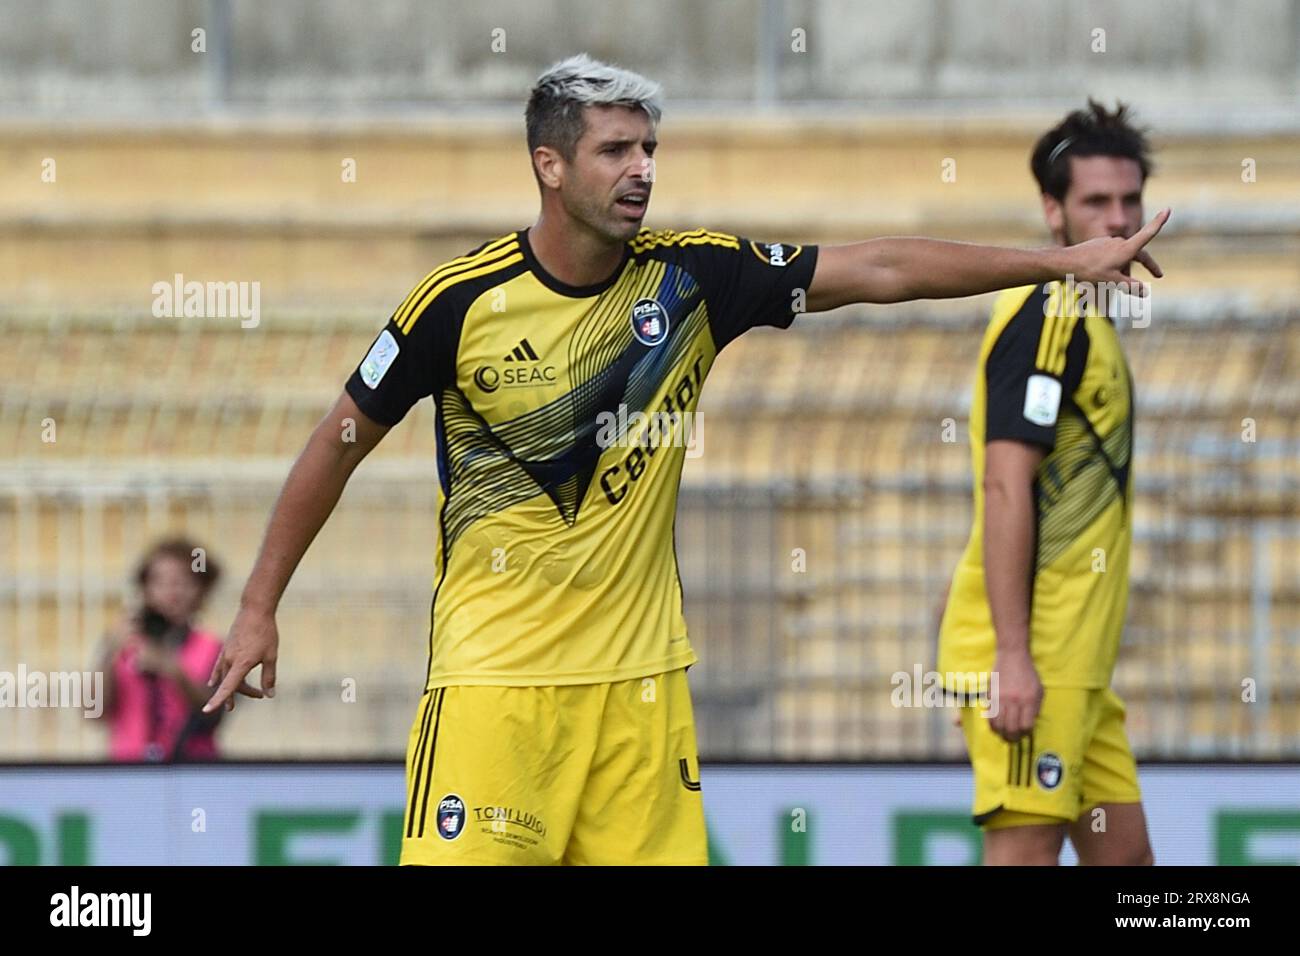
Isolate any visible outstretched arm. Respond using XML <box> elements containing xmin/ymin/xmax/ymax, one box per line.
<box><xmin>805</xmin><ymin>209</ymin><xmax>1169</xmax><ymax>312</ymax></box>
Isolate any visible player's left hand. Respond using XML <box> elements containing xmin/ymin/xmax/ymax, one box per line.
<box><xmin>1062</xmin><ymin>208</ymin><xmax>1170</xmax><ymax>294</ymax></box>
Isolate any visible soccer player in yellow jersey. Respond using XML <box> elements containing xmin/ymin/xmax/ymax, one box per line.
<box><xmin>206</xmin><ymin>56</ymin><xmax>1168</xmax><ymax>865</ymax></box>
<box><xmin>938</xmin><ymin>101</ymin><xmax>1158</xmax><ymax>865</ymax></box>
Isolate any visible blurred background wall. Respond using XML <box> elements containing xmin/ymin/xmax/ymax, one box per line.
<box><xmin>1</xmin><ymin>0</ymin><xmax>1297</xmax><ymax>761</ymax></box>
<box><xmin>2</xmin><ymin>0</ymin><xmax>1298</xmax><ymax>114</ymax></box>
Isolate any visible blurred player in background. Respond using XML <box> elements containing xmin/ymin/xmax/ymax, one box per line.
<box><xmin>98</xmin><ymin>538</ymin><xmax>225</xmax><ymax>762</ymax></box>
<box><xmin>206</xmin><ymin>56</ymin><xmax>1167</xmax><ymax>865</ymax></box>
<box><xmin>938</xmin><ymin>101</ymin><xmax>1157</xmax><ymax>865</ymax></box>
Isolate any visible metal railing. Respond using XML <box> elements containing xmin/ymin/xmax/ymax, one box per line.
<box><xmin>2</xmin><ymin>310</ymin><xmax>1297</xmax><ymax>760</ymax></box>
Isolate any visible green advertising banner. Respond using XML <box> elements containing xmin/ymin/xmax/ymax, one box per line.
<box><xmin>1</xmin><ymin>765</ymin><xmax>1296</xmax><ymax>865</ymax></box>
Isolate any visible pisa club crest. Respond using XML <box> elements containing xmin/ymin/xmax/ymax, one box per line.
<box><xmin>437</xmin><ymin>794</ymin><xmax>467</xmax><ymax>840</ymax></box>
<box><xmin>1036</xmin><ymin>753</ymin><xmax>1064</xmax><ymax>791</ymax></box>
<box><xmin>631</xmin><ymin>298</ymin><xmax>669</xmax><ymax>346</ymax></box>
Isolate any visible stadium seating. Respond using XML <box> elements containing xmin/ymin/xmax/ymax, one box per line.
<box><xmin>2</xmin><ymin>120</ymin><xmax>1296</xmax><ymax>759</ymax></box>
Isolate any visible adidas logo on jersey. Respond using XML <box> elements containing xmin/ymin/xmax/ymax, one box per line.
<box><xmin>503</xmin><ymin>338</ymin><xmax>540</xmax><ymax>362</ymax></box>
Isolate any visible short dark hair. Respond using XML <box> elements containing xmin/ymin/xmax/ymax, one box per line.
<box><xmin>135</xmin><ymin>536</ymin><xmax>222</xmax><ymax>597</ymax></box>
<box><xmin>1031</xmin><ymin>99</ymin><xmax>1153</xmax><ymax>201</ymax></box>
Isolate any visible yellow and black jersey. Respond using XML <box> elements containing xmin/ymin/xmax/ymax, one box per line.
<box><xmin>939</xmin><ymin>282</ymin><xmax>1134</xmax><ymax>688</ymax></box>
<box><xmin>345</xmin><ymin>227</ymin><xmax>818</xmax><ymax>688</ymax></box>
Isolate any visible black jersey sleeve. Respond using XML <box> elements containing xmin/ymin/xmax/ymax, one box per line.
<box><xmin>685</xmin><ymin>235</ymin><xmax>819</xmax><ymax>351</ymax></box>
<box><xmin>985</xmin><ymin>291</ymin><xmax>1090</xmax><ymax>450</ymax></box>
<box><xmin>344</xmin><ymin>281</ymin><xmax>458</xmax><ymax>427</ymax></box>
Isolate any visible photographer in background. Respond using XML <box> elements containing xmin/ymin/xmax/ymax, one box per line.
<box><xmin>98</xmin><ymin>538</ymin><xmax>226</xmax><ymax>762</ymax></box>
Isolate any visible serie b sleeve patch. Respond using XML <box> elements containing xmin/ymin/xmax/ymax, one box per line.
<box><xmin>1023</xmin><ymin>373</ymin><xmax>1063</xmax><ymax>427</ymax></box>
<box><xmin>360</xmin><ymin>329</ymin><xmax>400</xmax><ymax>389</ymax></box>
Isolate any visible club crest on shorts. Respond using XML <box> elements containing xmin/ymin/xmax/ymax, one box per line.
<box><xmin>631</xmin><ymin>297</ymin><xmax>669</xmax><ymax>346</ymax></box>
<box><xmin>437</xmin><ymin>794</ymin><xmax>466</xmax><ymax>840</ymax></box>
<box><xmin>1035</xmin><ymin>752</ymin><xmax>1064</xmax><ymax>791</ymax></box>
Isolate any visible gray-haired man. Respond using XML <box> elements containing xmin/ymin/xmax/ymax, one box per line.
<box><xmin>207</xmin><ymin>54</ymin><xmax>1168</xmax><ymax>865</ymax></box>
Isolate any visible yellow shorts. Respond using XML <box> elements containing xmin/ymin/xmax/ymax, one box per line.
<box><xmin>399</xmin><ymin>667</ymin><xmax>707</xmax><ymax>865</ymax></box>
<box><xmin>960</xmin><ymin>686</ymin><xmax>1141</xmax><ymax>829</ymax></box>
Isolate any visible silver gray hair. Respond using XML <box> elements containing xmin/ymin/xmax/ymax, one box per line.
<box><xmin>525</xmin><ymin>53</ymin><xmax>662</xmax><ymax>162</ymax></box>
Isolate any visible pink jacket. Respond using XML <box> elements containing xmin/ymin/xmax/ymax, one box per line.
<box><xmin>107</xmin><ymin>628</ymin><xmax>223</xmax><ymax>762</ymax></box>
